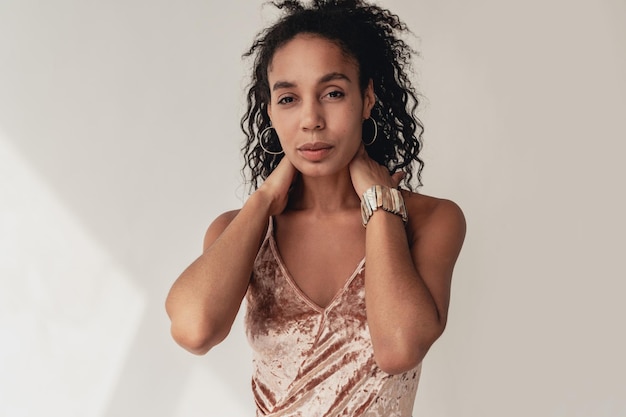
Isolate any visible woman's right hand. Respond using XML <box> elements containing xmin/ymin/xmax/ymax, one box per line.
<box><xmin>256</xmin><ymin>157</ymin><xmax>298</xmax><ymax>216</ymax></box>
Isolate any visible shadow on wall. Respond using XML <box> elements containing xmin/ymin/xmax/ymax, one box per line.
<box><xmin>0</xmin><ymin>1</ymin><xmax>262</xmax><ymax>416</ymax></box>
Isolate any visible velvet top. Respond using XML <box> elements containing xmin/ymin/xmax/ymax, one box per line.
<box><xmin>245</xmin><ymin>218</ymin><xmax>421</xmax><ymax>416</ymax></box>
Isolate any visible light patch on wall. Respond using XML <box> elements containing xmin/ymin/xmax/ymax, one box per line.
<box><xmin>173</xmin><ymin>364</ymin><xmax>253</xmax><ymax>417</ymax></box>
<box><xmin>0</xmin><ymin>132</ymin><xmax>146</xmax><ymax>417</ymax></box>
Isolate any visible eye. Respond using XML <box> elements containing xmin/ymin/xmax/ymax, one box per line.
<box><xmin>277</xmin><ymin>96</ymin><xmax>295</xmax><ymax>105</ymax></box>
<box><xmin>326</xmin><ymin>90</ymin><xmax>345</xmax><ymax>99</ymax></box>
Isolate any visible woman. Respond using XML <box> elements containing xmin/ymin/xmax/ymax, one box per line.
<box><xmin>166</xmin><ymin>1</ymin><xmax>466</xmax><ymax>415</ymax></box>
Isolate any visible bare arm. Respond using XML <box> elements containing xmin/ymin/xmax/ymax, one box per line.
<box><xmin>349</xmin><ymin>146</ymin><xmax>466</xmax><ymax>374</ymax></box>
<box><xmin>165</xmin><ymin>158</ymin><xmax>297</xmax><ymax>355</ymax></box>
<box><xmin>363</xmin><ymin>198</ymin><xmax>465</xmax><ymax>374</ymax></box>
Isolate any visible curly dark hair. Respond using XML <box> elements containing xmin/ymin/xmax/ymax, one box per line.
<box><xmin>241</xmin><ymin>0</ymin><xmax>424</xmax><ymax>191</ymax></box>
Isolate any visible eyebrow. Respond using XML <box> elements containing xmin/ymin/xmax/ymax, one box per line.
<box><xmin>271</xmin><ymin>72</ymin><xmax>352</xmax><ymax>92</ymax></box>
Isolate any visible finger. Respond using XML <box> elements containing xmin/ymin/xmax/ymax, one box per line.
<box><xmin>276</xmin><ymin>156</ymin><xmax>296</xmax><ymax>175</ymax></box>
<box><xmin>351</xmin><ymin>144</ymin><xmax>366</xmax><ymax>162</ymax></box>
<box><xmin>390</xmin><ymin>171</ymin><xmax>406</xmax><ymax>188</ymax></box>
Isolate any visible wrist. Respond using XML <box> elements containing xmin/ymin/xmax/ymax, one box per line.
<box><xmin>360</xmin><ymin>185</ymin><xmax>408</xmax><ymax>227</ymax></box>
<box><xmin>244</xmin><ymin>190</ymin><xmax>274</xmax><ymax>217</ymax></box>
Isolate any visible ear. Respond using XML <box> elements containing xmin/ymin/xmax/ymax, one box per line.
<box><xmin>362</xmin><ymin>79</ymin><xmax>375</xmax><ymax>119</ymax></box>
<box><xmin>266</xmin><ymin>101</ymin><xmax>273</xmax><ymax>121</ymax></box>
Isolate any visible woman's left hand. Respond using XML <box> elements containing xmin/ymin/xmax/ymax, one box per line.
<box><xmin>349</xmin><ymin>144</ymin><xmax>404</xmax><ymax>197</ymax></box>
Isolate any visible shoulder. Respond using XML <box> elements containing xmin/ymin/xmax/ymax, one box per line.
<box><xmin>202</xmin><ymin>209</ymin><xmax>241</xmax><ymax>251</ymax></box>
<box><xmin>402</xmin><ymin>190</ymin><xmax>466</xmax><ymax>249</ymax></box>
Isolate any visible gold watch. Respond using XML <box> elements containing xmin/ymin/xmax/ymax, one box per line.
<box><xmin>360</xmin><ymin>185</ymin><xmax>408</xmax><ymax>227</ymax></box>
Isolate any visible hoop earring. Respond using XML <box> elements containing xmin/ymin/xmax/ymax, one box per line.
<box><xmin>259</xmin><ymin>126</ymin><xmax>284</xmax><ymax>155</ymax></box>
<box><xmin>363</xmin><ymin>117</ymin><xmax>378</xmax><ymax>146</ymax></box>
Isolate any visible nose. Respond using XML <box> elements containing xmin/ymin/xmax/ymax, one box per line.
<box><xmin>300</xmin><ymin>99</ymin><xmax>324</xmax><ymax>131</ymax></box>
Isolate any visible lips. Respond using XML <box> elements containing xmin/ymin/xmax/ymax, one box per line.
<box><xmin>297</xmin><ymin>142</ymin><xmax>333</xmax><ymax>161</ymax></box>
<box><xmin>298</xmin><ymin>142</ymin><xmax>333</xmax><ymax>151</ymax></box>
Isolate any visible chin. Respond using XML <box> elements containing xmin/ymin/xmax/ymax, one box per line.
<box><xmin>298</xmin><ymin>164</ymin><xmax>347</xmax><ymax>179</ymax></box>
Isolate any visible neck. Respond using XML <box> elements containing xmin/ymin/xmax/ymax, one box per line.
<box><xmin>288</xmin><ymin>169</ymin><xmax>360</xmax><ymax>213</ymax></box>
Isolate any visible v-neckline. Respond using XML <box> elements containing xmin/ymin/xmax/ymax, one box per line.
<box><xmin>267</xmin><ymin>217</ymin><xmax>365</xmax><ymax>313</ymax></box>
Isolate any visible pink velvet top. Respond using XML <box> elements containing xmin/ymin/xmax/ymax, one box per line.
<box><xmin>245</xmin><ymin>218</ymin><xmax>421</xmax><ymax>416</ymax></box>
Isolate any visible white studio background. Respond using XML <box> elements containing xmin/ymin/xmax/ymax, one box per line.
<box><xmin>0</xmin><ymin>1</ymin><xmax>624</xmax><ymax>417</ymax></box>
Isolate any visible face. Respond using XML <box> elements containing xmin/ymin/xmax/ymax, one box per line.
<box><xmin>266</xmin><ymin>34</ymin><xmax>375</xmax><ymax>178</ymax></box>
